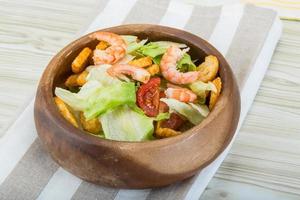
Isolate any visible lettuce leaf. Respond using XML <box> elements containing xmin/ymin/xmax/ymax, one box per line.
<box><xmin>100</xmin><ymin>105</ymin><xmax>154</xmax><ymax>141</ymax></box>
<box><xmin>152</xmin><ymin>55</ymin><xmax>163</xmax><ymax>65</ymax></box>
<box><xmin>151</xmin><ymin>41</ymin><xmax>187</xmax><ymax>49</ymax></box>
<box><xmin>153</xmin><ymin>112</ymin><xmax>170</xmax><ymax>121</ymax></box>
<box><xmin>137</xmin><ymin>41</ymin><xmax>186</xmax><ymax>57</ymax></box>
<box><xmin>127</xmin><ymin>39</ymin><xmax>148</xmax><ymax>54</ymax></box>
<box><xmin>121</xmin><ymin>35</ymin><xmax>148</xmax><ymax>54</ymax></box>
<box><xmin>55</xmin><ymin>80</ymin><xmax>102</xmax><ymax>111</ymax></box>
<box><xmin>55</xmin><ymin>81</ymin><xmax>136</xmax><ymax>121</ymax></box>
<box><xmin>86</xmin><ymin>64</ymin><xmax>121</xmax><ymax>86</ymax></box>
<box><xmin>138</xmin><ymin>41</ymin><xmax>187</xmax><ymax>57</ymax></box>
<box><xmin>100</xmin><ymin>104</ymin><xmax>170</xmax><ymax>141</ymax></box>
<box><xmin>84</xmin><ymin>82</ymin><xmax>136</xmax><ymax>120</ymax></box>
<box><xmin>55</xmin><ymin>65</ymin><xmax>137</xmax><ymax>120</ymax></box>
<box><xmin>189</xmin><ymin>81</ymin><xmax>217</xmax><ymax>104</ymax></box>
<box><xmin>137</xmin><ymin>42</ymin><xmax>166</xmax><ymax>58</ymax></box>
<box><xmin>160</xmin><ymin>98</ymin><xmax>208</xmax><ymax>125</ymax></box>
<box><xmin>189</xmin><ymin>81</ymin><xmax>217</xmax><ymax>94</ymax></box>
<box><xmin>189</xmin><ymin>103</ymin><xmax>210</xmax><ymax>117</ymax></box>
<box><xmin>121</xmin><ymin>35</ymin><xmax>138</xmax><ymax>44</ymax></box>
<box><xmin>137</xmin><ymin>42</ymin><xmax>195</xmax><ymax>69</ymax></box>
<box><xmin>177</xmin><ymin>53</ymin><xmax>197</xmax><ymax>72</ymax></box>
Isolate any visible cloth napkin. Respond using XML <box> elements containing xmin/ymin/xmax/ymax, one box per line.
<box><xmin>242</xmin><ymin>0</ymin><xmax>300</xmax><ymax>20</ymax></box>
<box><xmin>0</xmin><ymin>1</ymin><xmax>282</xmax><ymax>200</ymax></box>
<box><xmin>189</xmin><ymin>0</ymin><xmax>300</xmax><ymax>20</ymax></box>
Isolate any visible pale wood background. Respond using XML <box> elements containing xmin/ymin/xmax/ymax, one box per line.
<box><xmin>0</xmin><ymin>0</ymin><xmax>299</xmax><ymax>199</ymax></box>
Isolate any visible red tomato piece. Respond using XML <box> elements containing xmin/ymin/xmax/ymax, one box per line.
<box><xmin>137</xmin><ymin>77</ymin><xmax>161</xmax><ymax>117</ymax></box>
<box><xmin>159</xmin><ymin>91</ymin><xmax>166</xmax><ymax>98</ymax></box>
<box><xmin>160</xmin><ymin>113</ymin><xmax>185</xmax><ymax>130</ymax></box>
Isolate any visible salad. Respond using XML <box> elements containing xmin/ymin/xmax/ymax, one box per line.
<box><xmin>54</xmin><ymin>32</ymin><xmax>222</xmax><ymax>141</ymax></box>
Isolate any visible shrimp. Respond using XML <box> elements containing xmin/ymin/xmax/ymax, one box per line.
<box><xmin>89</xmin><ymin>32</ymin><xmax>126</xmax><ymax>65</ymax></box>
<box><xmin>165</xmin><ymin>87</ymin><xmax>197</xmax><ymax>103</ymax></box>
<box><xmin>160</xmin><ymin>46</ymin><xmax>199</xmax><ymax>84</ymax></box>
<box><xmin>107</xmin><ymin>64</ymin><xmax>150</xmax><ymax>83</ymax></box>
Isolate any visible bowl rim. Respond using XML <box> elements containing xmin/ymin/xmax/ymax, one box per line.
<box><xmin>39</xmin><ymin>24</ymin><xmax>239</xmax><ymax>150</ymax></box>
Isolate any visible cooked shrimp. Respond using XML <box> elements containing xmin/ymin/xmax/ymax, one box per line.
<box><xmin>89</xmin><ymin>32</ymin><xmax>126</xmax><ymax>65</ymax></box>
<box><xmin>107</xmin><ymin>64</ymin><xmax>150</xmax><ymax>83</ymax></box>
<box><xmin>166</xmin><ymin>83</ymin><xmax>181</xmax><ymax>89</ymax></box>
<box><xmin>160</xmin><ymin>46</ymin><xmax>199</xmax><ymax>84</ymax></box>
<box><xmin>165</xmin><ymin>87</ymin><xmax>197</xmax><ymax>102</ymax></box>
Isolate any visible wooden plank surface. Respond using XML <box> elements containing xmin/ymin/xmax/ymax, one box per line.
<box><xmin>0</xmin><ymin>0</ymin><xmax>99</xmax><ymax>134</ymax></box>
<box><xmin>0</xmin><ymin>0</ymin><xmax>299</xmax><ymax>199</ymax></box>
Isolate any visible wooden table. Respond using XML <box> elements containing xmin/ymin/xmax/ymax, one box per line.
<box><xmin>1</xmin><ymin>0</ymin><xmax>299</xmax><ymax>199</ymax></box>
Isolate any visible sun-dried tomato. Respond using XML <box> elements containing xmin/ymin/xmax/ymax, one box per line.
<box><xmin>137</xmin><ymin>77</ymin><xmax>161</xmax><ymax>117</ymax></box>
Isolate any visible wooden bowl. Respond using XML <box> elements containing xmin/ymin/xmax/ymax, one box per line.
<box><xmin>34</xmin><ymin>24</ymin><xmax>240</xmax><ymax>188</ymax></box>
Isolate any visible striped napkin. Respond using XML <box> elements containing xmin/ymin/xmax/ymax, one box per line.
<box><xmin>0</xmin><ymin>1</ymin><xmax>282</xmax><ymax>200</ymax></box>
<box><xmin>188</xmin><ymin>0</ymin><xmax>300</xmax><ymax>20</ymax></box>
<box><xmin>242</xmin><ymin>0</ymin><xmax>300</xmax><ymax>20</ymax></box>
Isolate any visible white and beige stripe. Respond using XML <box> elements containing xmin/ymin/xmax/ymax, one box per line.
<box><xmin>0</xmin><ymin>0</ymin><xmax>281</xmax><ymax>199</ymax></box>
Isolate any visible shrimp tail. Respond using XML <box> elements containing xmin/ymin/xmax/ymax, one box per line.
<box><xmin>165</xmin><ymin>87</ymin><xmax>197</xmax><ymax>102</ymax></box>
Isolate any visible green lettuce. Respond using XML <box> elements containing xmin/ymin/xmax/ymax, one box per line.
<box><xmin>160</xmin><ymin>98</ymin><xmax>209</xmax><ymax>125</ymax></box>
<box><xmin>177</xmin><ymin>53</ymin><xmax>197</xmax><ymax>72</ymax></box>
<box><xmin>137</xmin><ymin>41</ymin><xmax>187</xmax><ymax>58</ymax></box>
<box><xmin>136</xmin><ymin>42</ymin><xmax>196</xmax><ymax>69</ymax></box>
<box><xmin>151</xmin><ymin>41</ymin><xmax>187</xmax><ymax>49</ymax></box>
<box><xmin>153</xmin><ymin>112</ymin><xmax>170</xmax><ymax>121</ymax></box>
<box><xmin>137</xmin><ymin>42</ymin><xmax>166</xmax><ymax>58</ymax></box>
<box><xmin>152</xmin><ymin>55</ymin><xmax>163</xmax><ymax>65</ymax></box>
<box><xmin>189</xmin><ymin>81</ymin><xmax>217</xmax><ymax>94</ymax></box>
<box><xmin>189</xmin><ymin>81</ymin><xmax>217</xmax><ymax>104</ymax></box>
<box><xmin>86</xmin><ymin>64</ymin><xmax>121</xmax><ymax>86</ymax></box>
<box><xmin>121</xmin><ymin>35</ymin><xmax>138</xmax><ymax>44</ymax></box>
<box><xmin>127</xmin><ymin>39</ymin><xmax>148</xmax><ymax>54</ymax></box>
<box><xmin>100</xmin><ymin>105</ymin><xmax>154</xmax><ymax>141</ymax></box>
<box><xmin>121</xmin><ymin>35</ymin><xmax>148</xmax><ymax>54</ymax></box>
<box><xmin>55</xmin><ymin>65</ymin><xmax>137</xmax><ymax>120</ymax></box>
<box><xmin>189</xmin><ymin>103</ymin><xmax>210</xmax><ymax>117</ymax></box>
<box><xmin>55</xmin><ymin>80</ymin><xmax>102</xmax><ymax>111</ymax></box>
<box><xmin>99</xmin><ymin>103</ymin><xmax>170</xmax><ymax>141</ymax></box>
<box><xmin>83</xmin><ymin>82</ymin><xmax>136</xmax><ymax>120</ymax></box>
<box><xmin>55</xmin><ymin>81</ymin><xmax>136</xmax><ymax>120</ymax></box>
